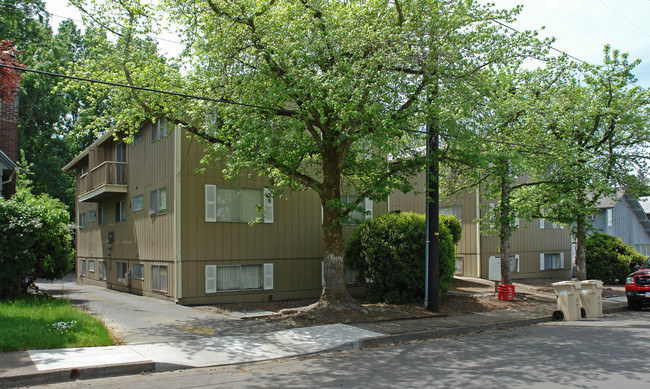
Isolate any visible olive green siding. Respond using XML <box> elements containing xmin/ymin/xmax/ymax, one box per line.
<box><xmin>68</xmin><ymin>126</ymin><xmax>386</xmax><ymax>304</ymax></box>
<box><xmin>72</xmin><ymin>122</ymin><xmax>176</xmax><ymax>300</ymax></box>
<box><xmin>176</xmin><ymin>134</ymin><xmax>385</xmax><ymax>304</ymax></box>
<box><xmin>390</xmin><ymin>171</ymin><xmax>572</xmax><ymax>280</ymax></box>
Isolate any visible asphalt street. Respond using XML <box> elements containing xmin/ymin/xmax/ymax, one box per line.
<box><xmin>30</xmin><ymin>310</ymin><xmax>650</xmax><ymax>389</ymax></box>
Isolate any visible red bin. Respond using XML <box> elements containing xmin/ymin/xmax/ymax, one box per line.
<box><xmin>498</xmin><ymin>284</ymin><xmax>515</xmax><ymax>301</ymax></box>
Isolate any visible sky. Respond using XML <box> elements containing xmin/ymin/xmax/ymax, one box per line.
<box><xmin>44</xmin><ymin>0</ymin><xmax>650</xmax><ymax>87</ymax></box>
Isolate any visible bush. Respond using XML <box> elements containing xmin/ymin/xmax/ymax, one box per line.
<box><xmin>0</xmin><ymin>190</ymin><xmax>74</xmax><ymax>298</ymax></box>
<box><xmin>585</xmin><ymin>232</ymin><xmax>646</xmax><ymax>284</ymax></box>
<box><xmin>345</xmin><ymin>212</ymin><xmax>461</xmax><ymax>303</ymax></box>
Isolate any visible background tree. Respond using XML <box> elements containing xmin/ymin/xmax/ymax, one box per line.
<box><xmin>0</xmin><ymin>160</ymin><xmax>74</xmax><ymax>298</ymax></box>
<box><xmin>1</xmin><ymin>1</ymin><xmax>103</xmax><ymax>212</ymax></box>
<box><xmin>443</xmin><ymin>64</ymin><xmax>560</xmax><ymax>285</ymax></box>
<box><xmin>526</xmin><ymin>47</ymin><xmax>650</xmax><ymax>280</ymax></box>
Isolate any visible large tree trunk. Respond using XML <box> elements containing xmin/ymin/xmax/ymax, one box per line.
<box><xmin>575</xmin><ymin>216</ymin><xmax>587</xmax><ymax>280</ymax></box>
<box><xmin>319</xmin><ymin>147</ymin><xmax>353</xmax><ymax>305</ymax></box>
<box><xmin>499</xmin><ymin>168</ymin><xmax>512</xmax><ymax>285</ymax></box>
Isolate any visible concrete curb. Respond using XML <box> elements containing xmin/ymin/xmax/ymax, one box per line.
<box><xmin>0</xmin><ymin>360</ymin><xmax>155</xmax><ymax>389</ymax></box>
<box><xmin>0</xmin><ymin>303</ymin><xmax>630</xmax><ymax>388</ymax></box>
<box><xmin>356</xmin><ymin>316</ymin><xmax>552</xmax><ymax>349</ymax></box>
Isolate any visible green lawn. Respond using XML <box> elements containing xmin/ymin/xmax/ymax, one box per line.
<box><xmin>0</xmin><ymin>294</ymin><xmax>116</xmax><ymax>352</ymax></box>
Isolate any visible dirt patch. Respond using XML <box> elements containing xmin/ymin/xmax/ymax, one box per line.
<box><xmin>194</xmin><ymin>277</ymin><xmax>554</xmax><ymax>327</ymax></box>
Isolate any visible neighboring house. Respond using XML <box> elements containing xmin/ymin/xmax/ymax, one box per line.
<box><xmin>591</xmin><ymin>191</ymin><xmax>650</xmax><ymax>256</ymax></box>
<box><xmin>63</xmin><ymin>121</ymin><xmax>382</xmax><ymax>305</ymax></box>
<box><xmin>389</xmin><ymin>171</ymin><xmax>573</xmax><ymax>280</ymax></box>
<box><xmin>0</xmin><ymin>89</ymin><xmax>19</xmax><ymax>199</ymax></box>
<box><xmin>638</xmin><ymin>196</ymin><xmax>650</xmax><ymax>221</ymax></box>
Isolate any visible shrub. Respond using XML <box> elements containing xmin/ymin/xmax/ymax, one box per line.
<box><xmin>345</xmin><ymin>212</ymin><xmax>460</xmax><ymax>303</ymax></box>
<box><xmin>0</xmin><ymin>190</ymin><xmax>74</xmax><ymax>298</ymax></box>
<box><xmin>585</xmin><ymin>232</ymin><xmax>646</xmax><ymax>284</ymax></box>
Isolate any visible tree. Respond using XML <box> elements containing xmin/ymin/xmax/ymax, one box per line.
<box><xmin>443</xmin><ymin>64</ymin><xmax>560</xmax><ymax>285</ymax></box>
<box><xmin>70</xmin><ymin>0</ymin><xmax>538</xmax><ymax>306</ymax></box>
<box><xmin>526</xmin><ymin>47</ymin><xmax>650</xmax><ymax>280</ymax></box>
<box><xmin>0</xmin><ymin>160</ymin><xmax>74</xmax><ymax>298</ymax></box>
<box><xmin>2</xmin><ymin>1</ymin><xmax>104</xmax><ymax>212</ymax></box>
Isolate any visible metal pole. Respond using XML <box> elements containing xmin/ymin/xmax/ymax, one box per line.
<box><xmin>426</xmin><ymin>117</ymin><xmax>440</xmax><ymax>313</ymax></box>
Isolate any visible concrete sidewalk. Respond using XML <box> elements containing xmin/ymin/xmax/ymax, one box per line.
<box><xmin>0</xmin><ymin>294</ymin><xmax>629</xmax><ymax>389</ymax></box>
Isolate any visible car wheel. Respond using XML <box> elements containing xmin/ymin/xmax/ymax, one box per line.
<box><xmin>552</xmin><ymin>310</ymin><xmax>564</xmax><ymax>321</ymax></box>
<box><xmin>628</xmin><ymin>299</ymin><xmax>643</xmax><ymax>311</ymax></box>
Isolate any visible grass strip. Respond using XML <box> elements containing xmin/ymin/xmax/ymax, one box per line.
<box><xmin>0</xmin><ymin>294</ymin><xmax>115</xmax><ymax>352</ymax></box>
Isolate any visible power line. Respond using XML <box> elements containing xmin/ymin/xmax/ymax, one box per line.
<box><xmin>597</xmin><ymin>0</ymin><xmax>650</xmax><ymax>38</ymax></box>
<box><xmin>489</xmin><ymin>18</ymin><xmax>587</xmax><ymax>64</ymax></box>
<box><xmin>48</xmin><ymin>13</ymin><xmax>185</xmax><ymax>46</ymax></box>
<box><xmin>2</xmin><ymin>63</ymin><xmax>646</xmax><ymax>160</ymax></box>
<box><xmin>0</xmin><ymin>63</ymin><xmax>295</xmax><ymax>116</ymax></box>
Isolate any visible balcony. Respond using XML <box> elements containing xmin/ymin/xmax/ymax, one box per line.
<box><xmin>78</xmin><ymin>161</ymin><xmax>128</xmax><ymax>203</ymax></box>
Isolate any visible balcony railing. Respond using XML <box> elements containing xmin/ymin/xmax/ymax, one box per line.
<box><xmin>78</xmin><ymin>161</ymin><xmax>128</xmax><ymax>202</ymax></box>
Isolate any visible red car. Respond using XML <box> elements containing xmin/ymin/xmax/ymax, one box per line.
<box><xmin>625</xmin><ymin>258</ymin><xmax>650</xmax><ymax>310</ymax></box>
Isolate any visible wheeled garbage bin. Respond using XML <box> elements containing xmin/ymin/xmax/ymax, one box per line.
<box><xmin>552</xmin><ymin>281</ymin><xmax>582</xmax><ymax>321</ymax></box>
<box><xmin>579</xmin><ymin>280</ymin><xmax>603</xmax><ymax>318</ymax></box>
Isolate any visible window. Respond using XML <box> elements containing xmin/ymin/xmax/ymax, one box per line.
<box><xmin>150</xmin><ymin>188</ymin><xmax>167</xmax><ymax>216</ymax></box>
<box><xmin>586</xmin><ymin>215</ymin><xmax>595</xmax><ymax>221</ymax></box>
<box><xmin>99</xmin><ymin>262</ymin><xmax>107</xmax><ymax>280</ymax></box>
<box><xmin>439</xmin><ymin>205</ymin><xmax>462</xmax><ymax>221</ymax></box>
<box><xmin>133</xmin><ymin>129</ymin><xmax>143</xmax><ymax>145</ymax></box>
<box><xmin>79</xmin><ymin>213</ymin><xmax>86</xmax><ymax>229</ymax></box>
<box><xmin>151</xmin><ymin>119</ymin><xmax>169</xmax><ymax>142</ymax></box>
<box><xmin>606</xmin><ymin>208</ymin><xmax>613</xmax><ymax>227</ymax></box>
<box><xmin>152</xmin><ymin>265</ymin><xmax>168</xmax><ymax>292</ymax></box>
<box><xmin>346</xmin><ymin>267</ymin><xmax>360</xmax><ymax>285</ymax></box>
<box><xmin>205</xmin><ymin>264</ymin><xmax>273</xmax><ymax>293</ymax></box>
<box><xmin>132</xmin><ymin>195</ymin><xmax>143</xmax><ymax>212</ymax></box>
<box><xmin>539</xmin><ymin>219</ymin><xmax>563</xmax><ymax>229</ymax></box>
<box><xmin>99</xmin><ymin>207</ymin><xmax>107</xmax><ymax>226</ymax></box>
<box><xmin>88</xmin><ymin>210</ymin><xmax>95</xmax><ymax>223</ymax></box>
<box><xmin>115</xmin><ymin>200</ymin><xmax>126</xmax><ymax>222</ymax></box>
<box><xmin>340</xmin><ymin>195</ymin><xmax>373</xmax><ymax>225</ymax></box>
<box><xmin>205</xmin><ymin>185</ymin><xmax>273</xmax><ymax>223</ymax></box>
<box><xmin>116</xmin><ymin>262</ymin><xmax>127</xmax><ymax>283</ymax></box>
<box><xmin>540</xmin><ymin>253</ymin><xmax>565</xmax><ymax>270</ymax></box>
<box><xmin>88</xmin><ymin>260</ymin><xmax>95</xmax><ymax>273</ymax></box>
<box><xmin>132</xmin><ymin>264</ymin><xmax>144</xmax><ymax>280</ymax></box>
<box><xmin>79</xmin><ymin>259</ymin><xmax>86</xmax><ymax>276</ymax></box>
<box><xmin>115</xmin><ymin>142</ymin><xmax>126</xmax><ymax>162</ymax></box>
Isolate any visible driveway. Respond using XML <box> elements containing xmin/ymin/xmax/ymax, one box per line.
<box><xmin>35</xmin><ymin>276</ymin><xmax>292</xmax><ymax>345</ymax></box>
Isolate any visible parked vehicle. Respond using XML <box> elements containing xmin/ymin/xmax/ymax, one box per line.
<box><xmin>625</xmin><ymin>257</ymin><xmax>650</xmax><ymax>310</ymax></box>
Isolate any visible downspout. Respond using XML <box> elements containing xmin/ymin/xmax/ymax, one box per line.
<box><xmin>174</xmin><ymin>127</ymin><xmax>183</xmax><ymax>302</ymax></box>
<box><xmin>476</xmin><ymin>186</ymin><xmax>482</xmax><ymax>278</ymax></box>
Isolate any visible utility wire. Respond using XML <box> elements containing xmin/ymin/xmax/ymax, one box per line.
<box><xmin>48</xmin><ymin>12</ymin><xmax>185</xmax><ymax>46</ymax></box>
<box><xmin>597</xmin><ymin>0</ymin><xmax>650</xmax><ymax>38</ymax></box>
<box><xmin>2</xmin><ymin>63</ymin><xmax>647</xmax><ymax>160</ymax></box>
<box><xmin>0</xmin><ymin>63</ymin><xmax>296</xmax><ymax>116</ymax></box>
<box><xmin>489</xmin><ymin>18</ymin><xmax>587</xmax><ymax>64</ymax></box>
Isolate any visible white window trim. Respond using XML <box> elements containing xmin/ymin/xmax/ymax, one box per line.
<box><xmin>150</xmin><ymin>188</ymin><xmax>167</xmax><ymax>216</ymax></box>
<box><xmin>205</xmin><ymin>263</ymin><xmax>273</xmax><ymax>293</ymax></box>
<box><xmin>540</xmin><ymin>252</ymin><xmax>565</xmax><ymax>270</ymax></box>
<box><xmin>204</xmin><ymin>185</ymin><xmax>273</xmax><ymax>223</ymax></box>
<box><xmin>606</xmin><ymin>208</ymin><xmax>613</xmax><ymax>227</ymax></box>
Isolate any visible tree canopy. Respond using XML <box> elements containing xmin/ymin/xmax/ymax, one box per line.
<box><xmin>68</xmin><ymin>0</ymin><xmax>541</xmax><ymax>304</ymax></box>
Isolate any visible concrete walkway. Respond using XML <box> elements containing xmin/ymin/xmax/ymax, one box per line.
<box><xmin>0</xmin><ymin>279</ymin><xmax>631</xmax><ymax>388</ymax></box>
